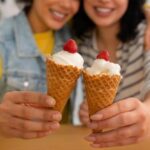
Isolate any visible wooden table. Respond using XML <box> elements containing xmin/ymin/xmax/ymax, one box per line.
<box><xmin>0</xmin><ymin>125</ymin><xmax>150</xmax><ymax>150</ymax></box>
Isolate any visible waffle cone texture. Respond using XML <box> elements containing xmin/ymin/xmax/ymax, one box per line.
<box><xmin>46</xmin><ymin>57</ymin><xmax>82</xmax><ymax>112</ymax></box>
<box><xmin>83</xmin><ymin>71</ymin><xmax>121</xmax><ymax>116</ymax></box>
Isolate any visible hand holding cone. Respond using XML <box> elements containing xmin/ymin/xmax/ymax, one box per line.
<box><xmin>83</xmin><ymin>50</ymin><xmax>122</xmax><ymax>132</ymax></box>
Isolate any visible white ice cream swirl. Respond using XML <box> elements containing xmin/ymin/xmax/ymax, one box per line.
<box><xmin>86</xmin><ymin>59</ymin><xmax>121</xmax><ymax>75</ymax></box>
<box><xmin>52</xmin><ymin>50</ymin><xmax>84</xmax><ymax>69</ymax></box>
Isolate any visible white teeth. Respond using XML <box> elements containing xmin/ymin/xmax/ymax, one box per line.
<box><xmin>52</xmin><ymin>11</ymin><xmax>65</xmax><ymax>19</ymax></box>
<box><xmin>96</xmin><ymin>8</ymin><xmax>112</xmax><ymax>13</ymax></box>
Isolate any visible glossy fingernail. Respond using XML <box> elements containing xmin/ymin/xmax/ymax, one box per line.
<box><xmin>91</xmin><ymin>114</ymin><xmax>103</xmax><ymax>121</ymax></box>
<box><xmin>52</xmin><ymin>113</ymin><xmax>62</xmax><ymax>121</ymax></box>
<box><xmin>50</xmin><ymin>123</ymin><xmax>60</xmax><ymax>129</ymax></box>
<box><xmin>47</xmin><ymin>97</ymin><xmax>56</xmax><ymax>106</ymax></box>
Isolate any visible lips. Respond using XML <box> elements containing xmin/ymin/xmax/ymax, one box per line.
<box><xmin>94</xmin><ymin>7</ymin><xmax>114</xmax><ymax>17</ymax></box>
<box><xmin>49</xmin><ymin>9</ymin><xmax>67</xmax><ymax>21</ymax></box>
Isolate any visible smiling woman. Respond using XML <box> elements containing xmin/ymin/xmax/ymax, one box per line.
<box><xmin>71</xmin><ymin>0</ymin><xmax>150</xmax><ymax>148</ymax></box>
<box><xmin>0</xmin><ymin>0</ymin><xmax>80</xmax><ymax>139</ymax></box>
<box><xmin>18</xmin><ymin>0</ymin><xmax>80</xmax><ymax>32</ymax></box>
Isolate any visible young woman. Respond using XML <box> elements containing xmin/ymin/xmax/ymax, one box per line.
<box><xmin>0</xmin><ymin>0</ymin><xmax>80</xmax><ymax>139</ymax></box>
<box><xmin>72</xmin><ymin>0</ymin><xmax>150</xmax><ymax>147</ymax></box>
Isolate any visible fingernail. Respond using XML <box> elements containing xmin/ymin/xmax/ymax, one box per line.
<box><xmin>47</xmin><ymin>97</ymin><xmax>56</xmax><ymax>106</ymax></box>
<box><xmin>52</xmin><ymin>113</ymin><xmax>62</xmax><ymax>121</ymax></box>
<box><xmin>51</xmin><ymin>123</ymin><xmax>60</xmax><ymax>129</ymax></box>
<box><xmin>85</xmin><ymin>136</ymin><xmax>96</xmax><ymax>142</ymax></box>
<box><xmin>91</xmin><ymin>114</ymin><xmax>103</xmax><ymax>121</ymax></box>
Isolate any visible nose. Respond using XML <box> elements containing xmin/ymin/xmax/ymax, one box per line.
<box><xmin>60</xmin><ymin>0</ymin><xmax>72</xmax><ymax>9</ymax></box>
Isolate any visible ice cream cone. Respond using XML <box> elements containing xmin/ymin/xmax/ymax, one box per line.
<box><xmin>46</xmin><ymin>57</ymin><xmax>82</xmax><ymax>112</ymax></box>
<box><xmin>83</xmin><ymin>71</ymin><xmax>121</xmax><ymax>116</ymax></box>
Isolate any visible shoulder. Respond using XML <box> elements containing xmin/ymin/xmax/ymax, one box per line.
<box><xmin>0</xmin><ymin>17</ymin><xmax>15</xmax><ymax>42</ymax></box>
<box><xmin>0</xmin><ymin>12</ymin><xmax>25</xmax><ymax>44</ymax></box>
<box><xmin>0</xmin><ymin>11</ymin><xmax>26</xmax><ymax>43</ymax></box>
<box><xmin>77</xmin><ymin>30</ymin><xmax>93</xmax><ymax>48</ymax></box>
<box><xmin>127</xmin><ymin>21</ymin><xmax>146</xmax><ymax>46</ymax></box>
<box><xmin>135</xmin><ymin>20</ymin><xmax>146</xmax><ymax>39</ymax></box>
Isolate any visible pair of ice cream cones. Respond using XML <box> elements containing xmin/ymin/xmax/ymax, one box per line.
<box><xmin>46</xmin><ymin>58</ymin><xmax>121</xmax><ymax>116</ymax></box>
<box><xmin>46</xmin><ymin>39</ymin><xmax>122</xmax><ymax>122</ymax></box>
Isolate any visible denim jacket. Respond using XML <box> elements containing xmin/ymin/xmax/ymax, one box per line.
<box><xmin>0</xmin><ymin>11</ymin><xmax>71</xmax><ymax>99</ymax></box>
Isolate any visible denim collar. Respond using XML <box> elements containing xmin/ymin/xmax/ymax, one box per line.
<box><xmin>14</xmin><ymin>11</ymin><xmax>40</xmax><ymax>58</ymax></box>
<box><xmin>14</xmin><ymin>11</ymin><xmax>65</xmax><ymax>58</ymax></box>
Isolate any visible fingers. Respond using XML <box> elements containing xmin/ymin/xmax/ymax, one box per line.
<box><xmin>85</xmin><ymin>124</ymin><xmax>143</xmax><ymax>144</ymax></box>
<box><xmin>8</xmin><ymin>116</ymin><xmax>60</xmax><ymax>132</ymax></box>
<box><xmin>79</xmin><ymin>101</ymin><xmax>90</xmax><ymax>125</ymax></box>
<box><xmin>79</xmin><ymin>111</ymin><xmax>90</xmax><ymax>125</ymax></box>
<box><xmin>0</xmin><ymin>104</ymin><xmax>10</xmax><ymax>123</ymax></box>
<box><xmin>0</xmin><ymin>92</ymin><xmax>62</xmax><ymax>139</ymax></box>
<box><xmin>90</xmin><ymin>98</ymin><xmax>140</xmax><ymax>121</ymax></box>
<box><xmin>4</xmin><ymin>91</ymin><xmax>55</xmax><ymax>108</ymax></box>
<box><xmin>90</xmin><ymin>137</ymin><xmax>140</xmax><ymax>148</ymax></box>
<box><xmin>9</xmin><ymin>104</ymin><xmax>62</xmax><ymax>121</ymax></box>
<box><xmin>88</xmin><ymin>110</ymin><xmax>140</xmax><ymax>130</ymax></box>
<box><xmin>5</xmin><ymin>127</ymin><xmax>53</xmax><ymax>139</ymax></box>
<box><xmin>80</xmin><ymin>100</ymin><xmax>88</xmax><ymax>111</ymax></box>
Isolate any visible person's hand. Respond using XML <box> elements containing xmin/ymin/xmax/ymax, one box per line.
<box><xmin>85</xmin><ymin>98</ymin><xmax>150</xmax><ymax>148</ymax></box>
<box><xmin>0</xmin><ymin>91</ymin><xmax>62</xmax><ymax>139</ymax></box>
<box><xmin>79</xmin><ymin>100</ymin><xmax>90</xmax><ymax>126</ymax></box>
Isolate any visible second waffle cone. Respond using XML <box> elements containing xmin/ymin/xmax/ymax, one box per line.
<box><xmin>83</xmin><ymin>72</ymin><xmax>121</xmax><ymax>116</ymax></box>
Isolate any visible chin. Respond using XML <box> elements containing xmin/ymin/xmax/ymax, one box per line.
<box><xmin>50</xmin><ymin>26</ymin><xmax>64</xmax><ymax>30</ymax></box>
<box><xmin>47</xmin><ymin>23</ymin><xmax>65</xmax><ymax>31</ymax></box>
<box><xmin>96</xmin><ymin>22</ymin><xmax>113</xmax><ymax>28</ymax></box>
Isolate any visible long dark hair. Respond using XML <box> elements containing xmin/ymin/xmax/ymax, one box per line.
<box><xmin>72</xmin><ymin>0</ymin><xmax>145</xmax><ymax>43</ymax></box>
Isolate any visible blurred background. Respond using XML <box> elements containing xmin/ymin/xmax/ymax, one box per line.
<box><xmin>0</xmin><ymin>0</ymin><xmax>24</xmax><ymax>21</ymax></box>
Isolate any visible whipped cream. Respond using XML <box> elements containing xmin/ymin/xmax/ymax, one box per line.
<box><xmin>52</xmin><ymin>50</ymin><xmax>84</xmax><ymax>69</ymax></box>
<box><xmin>86</xmin><ymin>59</ymin><xmax>121</xmax><ymax>75</ymax></box>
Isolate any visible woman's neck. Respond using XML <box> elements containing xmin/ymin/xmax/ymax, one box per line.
<box><xmin>27</xmin><ymin>7</ymin><xmax>50</xmax><ymax>33</ymax></box>
<box><xmin>96</xmin><ymin>24</ymin><xmax>121</xmax><ymax>62</ymax></box>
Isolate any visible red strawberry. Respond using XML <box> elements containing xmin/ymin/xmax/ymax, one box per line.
<box><xmin>63</xmin><ymin>39</ymin><xmax>78</xmax><ymax>53</ymax></box>
<box><xmin>97</xmin><ymin>50</ymin><xmax>110</xmax><ymax>61</ymax></box>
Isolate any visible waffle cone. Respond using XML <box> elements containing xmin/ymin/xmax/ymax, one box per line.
<box><xmin>83</xmin><ymin>71</ymin><xmax>121</xmax><ymax>116</ymax></box>
<box><xmin>46</xmin><ymin>57</ymin><xmax>82</xmax><ymax>112</ymax></box>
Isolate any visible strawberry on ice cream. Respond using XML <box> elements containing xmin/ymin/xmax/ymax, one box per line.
<box><xmin>52</xmin><ymin>39</ymin><xmax>83</xmax><ymax>68</ymax></box>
